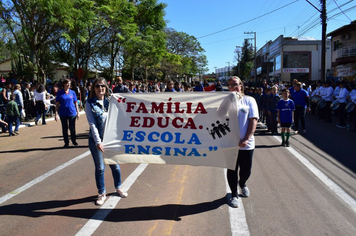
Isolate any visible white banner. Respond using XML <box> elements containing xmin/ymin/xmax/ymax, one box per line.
<box><xmin>102</xmin><ymin>92</ymin><xmax>240</xmax><ymax>169</ymax></box>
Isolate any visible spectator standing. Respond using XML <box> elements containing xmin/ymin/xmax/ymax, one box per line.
<box><xmin>34</xmin><ymin>84</ymin><xmax>47</xmax><ymax>125</ymax></box>
<box><xmin>113</xmin><ymin>77</ymin><xmax>129</xmax><ymax>93</ymax></box>
<box><xmin>85</xmin><ymin>77</ymin><xmax>128</xmax><ymax>206</ymax></box>
<box><xmin>215</xmin><ymin>80</ymin><xmax>223</xmax><ymax>91</ymax></box>
<box><xmin>165</xmin><ymin>81</ymin><xmax>176</xmax><ymax>92</ymax></box>
<box><xmin>277</xmin><ymin>89</ymin><xmax>295</xmax><ymax>147</ymax></box>
<box><xmin>291</xmin><ymin>82</ymin><xmax>310</xmax><ymax>134</ymax></box>
<box><xmin>22</xmin><ymin>82</ymin><xmax>33</xmax><ymax>120</ymax></box>
<box><xmin>12</xmin><ymin>84</ymin><xmax>24</xmax><ymax>121</ymax></box>
<box><xmin>6</xmin><ymin>94</ymin><xmax>20</xmax><ymax>136</ymax></box>
<box><xmin>55</xmin><ymin>79</ymin><xmax>80</xmax><ymax>148</ymax></box>
<box><xmin>194</xmin><ymin>81</ymin><xmax>204</xmax><ymax>92</ymax></box>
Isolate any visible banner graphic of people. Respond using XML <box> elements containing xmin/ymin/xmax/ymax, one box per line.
<box><xmin>103</xmin><ymin>93</ymin><xmax>240</xmax><ymax>169</ymax></box>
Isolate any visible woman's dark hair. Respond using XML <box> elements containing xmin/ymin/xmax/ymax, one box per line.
<box><xmin>61</xmin><ymin>79</ymin><xmax>71</xmax><ymax>87</ymax></box>
<box><xmin>36</xmin><ymin>84</ymin><xmax>46</xmax><ymax>93</ymax></box>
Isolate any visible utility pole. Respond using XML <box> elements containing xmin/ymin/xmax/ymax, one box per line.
<box><xmin>306</xmin><ymin>0</ymin><xmax>327</xmax><ymax>82</ymax></box>
<box><xmin>244</xmin><ymin>31</ymin><xmax>257</xmax><ymax>81</ymax></box>
<box><xmin>226</xmin><ymin>62</ymin><xmax>230</xmax><ymax>77</ymax></box>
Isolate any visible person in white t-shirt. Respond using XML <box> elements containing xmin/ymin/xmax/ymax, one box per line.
<box><xmin>219</xmin><ymin>76</ymin><xmax>259</xmax><ymax>208</ymax></box>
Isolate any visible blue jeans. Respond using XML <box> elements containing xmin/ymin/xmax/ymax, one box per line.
<box><xmin>89</xmin><ymin>137</ymin><xmax>122</xmax><ymax>194</ymax></box>
<box><xmin>7</xmin><ymin>115</ymin><xmax>20</xmax><ymax>134</ymax></box>
<box><xmin>60</xmin><ymin>115</ymin><xmax>77</xmax><ymax>145</ymax></box>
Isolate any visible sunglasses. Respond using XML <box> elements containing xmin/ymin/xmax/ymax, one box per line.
<box><xmin>95</xmin><ymin>84</ymin><xmax>106</xmax><ymax>88</ymax></box>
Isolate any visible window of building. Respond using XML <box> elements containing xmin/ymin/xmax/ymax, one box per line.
<box><xmin>283</xmin><ymin>53</ymin><xmax>309</xmax><ymax>68</ymax></box>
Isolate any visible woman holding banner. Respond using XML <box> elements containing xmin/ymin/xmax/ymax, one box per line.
<box><xmin>225</xmin><ymin>76</ymin><xmax>259</xmax><ymax>208</ymax></box>
<box><xmin>85</xmin><ymin>77</ymin><xmax>128</xmax><ymax>206</ymax></box>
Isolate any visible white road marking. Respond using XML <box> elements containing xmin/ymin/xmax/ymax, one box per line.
<box><xmin>0</xmin><ymin>151</ymin><xmax>91</xmax><ymax>205</ymax></box>
<box><xmin>273</xmin><ymin>136</ymin><xmax>356</xmax><ymax>214</ymax></box>
<box><xmin>224</xmin><ymin>169</ymin><xmax>250</xmax><ymax>236</ymax></box>
<box><xmin>75</xmin><ymin>164</ymin><xmax>148</xmax><ymax>236</ymax></box>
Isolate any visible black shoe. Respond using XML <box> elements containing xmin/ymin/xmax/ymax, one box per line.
<box><xmin>72</xmin><ymin>141</ymin><xmax>78</xmax><ymax>146</ymax></box>
<box><xmin>35</xmin><ymin>120</ymin><xmax>38</xmax><ymax>125</ymax></box>
<box><xmin>285</xmin><ymin>141</ymin><xmax>290</xmax><ymax>147</ymax></box>
<box><xmin>42</xmin><ymin>123</ymin><xmax>47</xmax><ymax>125</ymax></box>
<box><xmin>63</xmin><ymin>144</ymin><xmax>69</xmax><ymax>148</ymax></box>
<box><xmin>281</xmin><ymin>141</ymin><xmax>285</xmax><ymax>147</ymax></box>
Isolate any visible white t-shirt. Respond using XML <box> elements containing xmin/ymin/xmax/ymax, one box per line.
<box><xmin>236</xmin><ymin>95</ymin><xmax>259</xmax><ymax>150</ymax></box>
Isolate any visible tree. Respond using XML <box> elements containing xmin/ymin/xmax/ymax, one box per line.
<box><xmin>0</xmin><ymin>0</ymin><xmax>69</xmax><ymax>83</ymax></box>
<box><xmin>123</xmin><ymin>0</ymin><xmax>167</xmax><ymax>82</ymax></box>
<box><xmin>233</xmin><ymin>39</ymin><xmax>254</xmax><ymax>80</ymax></box>
<box><xmin>164</xmin><ymin>28</ymin><xmax>208</xmax><ymax>81</ymax></box>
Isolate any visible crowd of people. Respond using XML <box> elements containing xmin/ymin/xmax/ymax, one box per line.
<box><xmin>243</xmin><ymin>78</ymin><xmax>356</xmax><ymax>147</ymax></box>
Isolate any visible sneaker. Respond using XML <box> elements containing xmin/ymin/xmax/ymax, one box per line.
<box><xmin>116</xmin><ymin>189</ymin><xmax>128</xmax><ymax>198</ymax></box>
<box><xmin>294</xmin><ymin>130</ymin><xmax>298</xmax><ymax>134</ymax></box>
<box><xmin>96</xmin><ymin>194</ymin><xmax>106</xmax><ymax>205</ymax></box>
<box><xmin>241</xmin><ymin>186</ymin><xmax>250</xmax><ymax>198</ymax></box>
<box><xmin>285</xmin><ymin>141</ymin><xmax>290</xmax><ymax>147</ymax></box>
<box><xmin>230</xmin><ymin>197</ymin><xmax>239</xmax><ymax>208</ymax></box>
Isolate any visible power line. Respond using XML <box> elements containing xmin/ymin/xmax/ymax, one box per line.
<box><xmin>197</xmin><ymin>0</ymin><xmax>300</xmax><ymax>39</ymax></box>
<box><xmin>332</xmin><ymin>0</ymin><xmax>353</xmax><ymax>22</ymax></box>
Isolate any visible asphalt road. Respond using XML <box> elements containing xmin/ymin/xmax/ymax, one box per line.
<box><xmin>0</xmin><ymin>112</ymin><xmax>355</xmax><ymax>236</ymax></box>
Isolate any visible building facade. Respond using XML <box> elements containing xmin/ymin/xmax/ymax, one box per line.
<box><xmin>327</xmin><ymin>21</ymin><xmax>356</xmax><ymax>81</ymax></box>
<box><xmin>256</xmin><ymin>35</ymin><xmax>331</xmax><ymax>83</ymax></box>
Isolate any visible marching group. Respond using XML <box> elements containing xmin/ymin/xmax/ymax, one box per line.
<box><xmin>244</xmin><ymin>78</ymin><xmax>356</xmax><ymax>147</ymax></box>
<box><xmin>1</xmin><ymin>74</ymin><xmax>355</xmax><ymax>207</ymax></box>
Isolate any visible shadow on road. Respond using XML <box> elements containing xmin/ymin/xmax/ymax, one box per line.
<box><xmin>0</xmin><ymin>195</ymin><xmax>226</xmax><ymax>222</ymax></box>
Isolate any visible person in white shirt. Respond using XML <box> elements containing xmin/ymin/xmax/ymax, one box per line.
<box><xmin>335</xmin><ymin>81</ymin><xmax>349</xmax><ymax>128</ymax></box>
<box><xmin>321</xmin><ymin>81</ymin><xmax>334</xmax><ymax>123</ymax></box>
<box><xmin>347</xmin><ymin>83</ymin><xmax>356</xmax><ymax>132</ymax></box>
<box><xmin>218</xmin><ymin>76</ymin><xmax>259</xmax><ymax>208</ymax></box>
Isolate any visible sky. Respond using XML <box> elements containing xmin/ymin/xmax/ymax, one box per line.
<box><xmin>159</xmin><ymin>0</ymin><xmax>356</xmax><ymax>73</ymax></box>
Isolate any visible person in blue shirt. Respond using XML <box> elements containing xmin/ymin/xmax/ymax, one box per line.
<box><xmin>194</xmin><ymin>81</ymin><xmax>204</xmax><ymax>92</ymax></box>
<box><xmin>291</xmin><ymin>82</ymin><xmax>310</xmax><ymax>134</ymax></box>
<box><xmin>55</xmin><ymin>79</ymin><xmax>80</xmax><ymax>148</ymax></box>
<box><xmin>277</xmin><ymin>89</ymin><xmax>295</xmax><ymax>146</ymax></box>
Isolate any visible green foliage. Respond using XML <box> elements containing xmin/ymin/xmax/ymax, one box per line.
<box><xmin>1</xmin><ymin>0</ymin><xmax>208</xmax><ymax>84</ymax></box>
<box><xmin>234</xmin><ymin>39</ymin><xmax>254</xmax><ymax>79</ymax></box>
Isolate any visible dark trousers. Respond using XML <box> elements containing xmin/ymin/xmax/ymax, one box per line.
<box><xmin>338</xmin><ymin>103</ymin><xmax>347</xmax><ymax>126</ymax></box>
<box><xmin>227</xmin><ymin>149</ymin><xmax>254</xmax><ymax>198</ymax></box>
<box><xmin>35</xmin><ymin>101</ymin><xmax>46</xmax><ymax>124</ymax></box>
<box><xmin>325</xmin><ymin>101</ymin><xmax>332</xmax><ymax>122</ymax></box>
<box><xmin>60</xmin><ymin>115</ymin><xmax>77</xmax><ymax>145</ymax></box>
<box><xmin>270</xmin><ymin>112</ymin><xmax>278</xmax><ymax>133</ymax></box>
<box><xmin>294</xmin><ymin>106</ymin><xmax>306</xmax><ymax>131</ymax></box>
